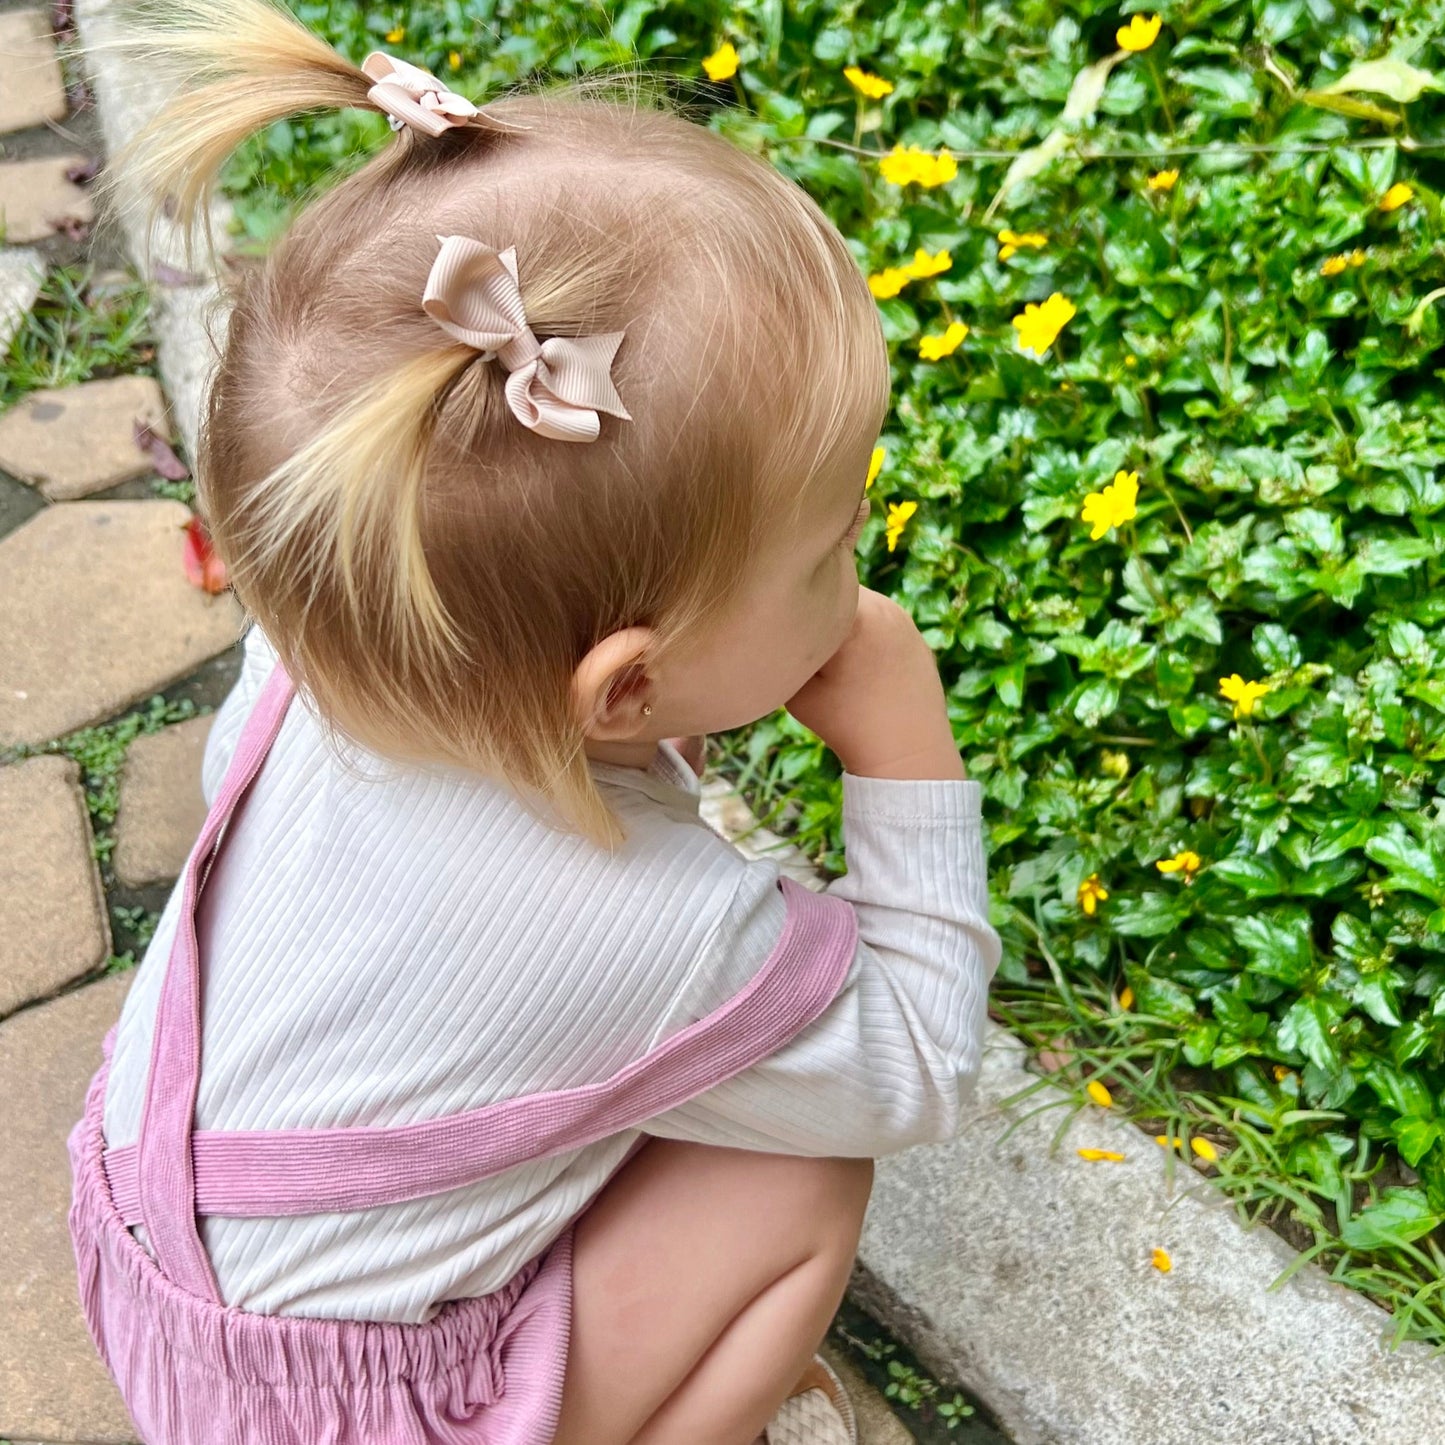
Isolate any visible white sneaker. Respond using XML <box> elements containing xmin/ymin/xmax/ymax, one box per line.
<box><xmin>763</xmin><ymin>1354</ymin><xmax>858</xmax><ymax>1444</ymax></box>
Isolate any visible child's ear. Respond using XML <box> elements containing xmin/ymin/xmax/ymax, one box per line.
<box><xmin>571</xmin><ymin>626</ymin><xmax>658</xmax><ymax>739</ymax></box>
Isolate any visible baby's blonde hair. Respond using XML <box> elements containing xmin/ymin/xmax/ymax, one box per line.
<box><xmin>115</xmin><ymin>0</ymin><xmax>890</xmax><ymax>847</ymax></box>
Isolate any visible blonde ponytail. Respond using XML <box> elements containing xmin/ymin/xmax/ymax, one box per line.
<box><xmin>103</xmin><ymin>0</ymin><xmax>375</xmax><ymax>240</ymax></box>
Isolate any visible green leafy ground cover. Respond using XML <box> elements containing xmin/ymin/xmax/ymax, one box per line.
<box><xmin>229</xmin><ymin>2</ymin><xmax>1445</xmax><ymax>1341</ymax></box>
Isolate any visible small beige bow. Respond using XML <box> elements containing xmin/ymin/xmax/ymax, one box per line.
<box><xmin>424</xmin><ymin>235</ymin><xmax>631</xmax><ymax>444</ymax></box>
<box><xmin>362</xmin><ymin>51</ymin><xmax>481</xmax><ymax>137</ymax></box>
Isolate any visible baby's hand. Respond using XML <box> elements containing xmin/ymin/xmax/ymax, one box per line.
<box><xmin>785</xmin><ymin>588</ymin><xmax>964</xmax><ymax>782</ymax></box>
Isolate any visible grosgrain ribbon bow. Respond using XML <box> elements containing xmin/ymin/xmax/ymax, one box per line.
<box><xmin>424</xmin><ymin>235</ymin><xmax>632</xmax><ymax>444</ymax></box>
<box><xmin>362</xmin><ymin>51</ymin><xmax>480</xmax><ymax>137</ymax></box>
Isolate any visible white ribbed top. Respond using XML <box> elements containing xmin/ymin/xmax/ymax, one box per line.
<box><xmin>102</xmin><ymin>623</ymin><xmax>1000</xmax><ymax>1323</ymax></box>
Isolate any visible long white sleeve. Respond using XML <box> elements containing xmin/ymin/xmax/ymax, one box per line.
<box><xmin>642</xmin><ymin>774</ymin><xmax>1000</xmax><ymax>1156</ymax></box>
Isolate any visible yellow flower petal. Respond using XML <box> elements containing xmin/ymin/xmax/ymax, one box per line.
<box><xmin>1117</xmin><ymin>13</ymin><xmax>1162</xmax><ymax>52</ymax></box>
<box><xmin>385</xmin><ymin>26</ymin><xmax>405</xmax><ymax>44</ymax></box>
<box><xmin>879</xmin><ymin>144</ymin><xmax>955</xmax><ymax>188</ymax></box>
<box><xmin>448</xmin><ymin>51</ymin><xmax>463</xmax><ymax>71</ymax></box>
<box><xmin>1079</xmin><ymin>469</ymin><xmax>1139</xmax><ymax>540</ymax></box>
<box><xmin>918</xmin><ymin>321</ymin><xmax>969</xmax><ymax>361</ymax></box>
<box><xmin>866</xmin><ymin>446</ymin><xmax>885</xmax><ymax>491</ymax></box>
<box><xmin>844</xmin><ymin>65</ymin><xmax>894</xmax><ymax>100</ymax></box>
<box><xmin>1379</xmin><ymin>181</ymin><xmax>1415</xmax><ymax>212</ymax></box>
<box><xmin>1077</xmin><ymin>1147</ymin><xmax>1126</xmax><ymax>1162</ymax></box>
<box><xmin>1086</xmin><ymin>1079</ymin><xmax>1114</xmax><ymax>1108</ymax></box>
<box><xmin>1191</xmin><ymin>1137</ymin><xmax>1219</xmax><ymax>1163</ymax></box>
<box><xmin>1147</xmin><ymin>169</ymin><xmax>1178</xmax><ymax>191</ymax></box>
<box><xmin>1119</xmin><ymin>985</ymin><xmax>1135</xmax><ymax>1011</ymax></box>
<box><xmin>1218</xmin><ymin>674</ymin><xmax>1272</xmax><ymax>719</ymax></box>
<box><xmin>1012</xmin><ymin>291</ymin><xmax>1077</xmax><ymax>357</ymax></box>
<box><xmin>703</xmin><ymin>42</ymin><xmax>740</xmax><ymax>82</ymax></box>
<box><xmin>1321</xmin><ymin>255</ymin><xmax>1348</xmax><ymax>277</ymax></box>
<box><xmin>1273</xmin><ymin>1065</ymin><xmax>1296</xmax><ymax>1083</ymax></box>
<box><xmin>904</xmin><ymin>247</ymin><xmax>953</xmax><ymax>279</ymax></box>
<box><xmin>885</xmin><ymin>500</ymin><xmax>918</xmax><ymax>553</ymax></box>
<box><xmin>1077</xmin><ymin>873</ymin><xmax>1108</xmax><ymax>916</ymax></box>
<box><xmin>1350</xmin><ymin>248</ymin><xmax>1368</xmax><ymax>266</ymax></box>
<box><xmin>1155</xmin><ymin>1134</ymin><xmax>1183</xmax><ymax>1150</ymax></box>
<box><xmin>868</xmin><ymin>267</ymin><xmax>911</xmax><ymax>299</ymax></box>
<box><xmin>1157</xmin><ymin>849</ymin><xmax>1202</xmax><ymax>876</ymax></box>
<box><xmin>1152</xmin><ymin>1247</ymin><xmax>1173</xmax><ymax>1272</ymax></box>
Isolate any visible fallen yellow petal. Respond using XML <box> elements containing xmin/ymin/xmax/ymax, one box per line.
<box><xmin>1077</xmin><ymin>1147</ymin><xmax>1126</xmax><ymax>1162</ymax></box>
<box><xmin>1086</xmin><ymin>1079</ymin><xmax>1114</xmax><ymax>1108</ymax></box>
<box><xmin>1379</xmin><ymin>181</ymin><xmax>1415</xmax><ymax>212</ymax></box>
<box><xmin>1191</xmin><ymin>1137</ymin><xmax>1219</xmax><ymax>1163</ymax></box>
<box><xmin>1119</xmin><ymin>985</ymin><xmax>1135</xmax><ymax>1011</ymax></box>
<box><xmin>1151</xmin><ymin>1247</ymin><xmax>1172</xmax><ymax>1272</ymax></box>
<box><xmin>1155</xmin><ymin>1134</ymin><xmax>1183</xmax><ymax>1150</ymax></box>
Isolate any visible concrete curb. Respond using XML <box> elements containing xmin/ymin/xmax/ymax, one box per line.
<box><xmin>696</xmin><ymin>784</ymin><xmax>1445</xmax><ymax>1445</ymax></box>
<box><xmin>75</xmin><ymin>7</ymin><xmax>1445</xmax><ymax>1441</ymax></box>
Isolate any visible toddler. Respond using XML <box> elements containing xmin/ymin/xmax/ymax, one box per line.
<box><xmin>67</xmin><ymin>2</ymin><xmax>1001</xmax><ymax>1442</ymax></box>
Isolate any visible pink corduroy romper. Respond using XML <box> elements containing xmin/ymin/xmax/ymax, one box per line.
<box><xmin>67</xmin><ymin>662</ymin><xmax>860</xmax><ymax>1444</ymax></box>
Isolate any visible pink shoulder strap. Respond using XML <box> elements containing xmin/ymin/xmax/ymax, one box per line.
<box><xmin>122</xmin><ymin>664</ymin><xmax>858</xmax><ymax>1304</ymax></box>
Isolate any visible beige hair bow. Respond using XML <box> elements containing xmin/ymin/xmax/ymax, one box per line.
<box><xmin>362</xmin><ymin>51</ymin><xmax>528</xmax><ymax>138</ymax></box>
<box><xmin>424</xmin><ymin>235</ymin><xmax>631</xmax><ymax>444</ymax></box>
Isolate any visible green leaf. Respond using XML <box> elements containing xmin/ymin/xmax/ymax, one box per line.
<box><xmin>1392</xmin><ymin>1118</ymin><xmax>1442</xmax><ymax>1169</ymax></box>
<box><xmin>1233</xmin><ymin>912</ymin><xmax>1314</xmax><ymax>986</ymax></box>
<box><xmin>1340</xmin><ymin>1189</ymin><xmax>1442</xmax><ymax>1249</ymax></box>
<box><xmin>1318</xmin><ymin>58</ymin><xmax>1443</xmax><ymax>103</ymax></box>
<box><xmin>1277</xmin><ymin>996</ymin><xmax>1342</xmax><ymax>1073</ymax></box>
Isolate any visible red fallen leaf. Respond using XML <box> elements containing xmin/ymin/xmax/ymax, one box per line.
<box><xmin>134</xmin><ymin>420</ymin><xmax>190</xmax><ymax>480</ymax></box>
<box><xmin>152</xmin><ymin>260</ymin><xmax>202</xmax><ymax>288</ymax></box>
<box><xmin>182</xmin><ymin>515</ymin><xmax>228</xmax><ymax>594</ymax></box>
<box><xmin>65</xmin><ymin>157</ymin><xmax>100</xmax><ymax>186</ymax></box>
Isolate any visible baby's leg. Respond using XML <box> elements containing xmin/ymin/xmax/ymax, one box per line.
<box><xmin>553</xmin><ymin>1139</ymin><xmax>873</xmax><ymax>1445</ymax></box>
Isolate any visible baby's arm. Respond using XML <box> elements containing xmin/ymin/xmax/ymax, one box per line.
<box><xmin>644</xmin><ymin>588</ymin><xmax>1000</xmax><ymax>1154</ymax></box>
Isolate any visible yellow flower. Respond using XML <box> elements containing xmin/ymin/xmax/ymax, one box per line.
<box><xmin>918</xmin><ymin>321</ymin><xmax>969</xmax><ymax>361</ymax></box>
<box><xmin>1078</xmin><ymin>873</ymin><xmax>1108</xmax><ymax>916</ymax></box>
<box><xmin>1218</xmin><ymin>674</ymin><xmax>1271</xmax><ymax>719</ymax></box>
<box><xmin>1191</xmin><ymin>1137</ymin><xmax>1219</xmax><ymax>1163</ymax></box>
<box><xmin>1147</xmin><ymin>169</ymin><xmax>1179</xmax><ymax>191</ymax></box>
<box><xmin>878</xmin><ymin>143</ymin><xmax>957</xmax><ymax>188</ymax></box>
<box><xmin>1155</xmin><ymin>1134</ymin><xmax>1183</xmax><ymax>1150</ymax></box>
<box><xmin>1086</xmin><ymin>1079</ymin><xmax>1114</xmax><ymax>1108</ymax></box>
<box><xmin>844</xmin><ymin>65</ymin><xmax>893</xmax><ymax>99</ymax></box>
<box><xmin>904</xmin><ymin>246</ymin><xmax>952</xmax><ymax>279</ymax></box>
<box><xmin>1379</xmin><ymin>181</ymin><xmax>1415</xmax><ymax>212</ymax></box>
<box><xmin>1156</xmin><ymin>849</ymin><xmax>1202</xmax><ymax>877</ymax></box>
<box><xmin>1125</xmin><ymin>354</ymin><xmax>1138</xmax><ymax>368</ymax></box>
<box><xmin>885</xmin><ymin>500</ymin><xmax>918</xmax><ymax>552</ymax></box>
<box><xmin>866</xmin><ymin>446</ymin><xmax>885</xmax><ymax>491</ymax></box>
<box><xmin>1117</xmin><ymin>13</ymin><xmax>1163</xmax><ymax>51</ymax></box>
<box><xmin>1077</xmin><ymin>1147</ymin><xmax>1126</xmax><ymax>1162</ymax></box>
<box><xmin>1273</xmin><ymin>1065</ymin><xmax>1296</xmax><ymax>1083</ymax></box>
<box><xmin>448</xmin><ymin>50</ymin><xmax>463</xmax><ymax>71</ymax></box>
<box><xmin>867</xmin><ymin>267</ymin><xmax>912</xmax><ymax>299</ymax></box>
<box><xmin>1320</xmin><ymin>254</ymin><xmax>1349</xmax><ymax>277</ymax></box>
<box><xmin>385</xmin><ymin>25</ymin><xmax>405</xmax><ymax>43</ymax></box>
<box><xmin>1012</xmin><ymin>291</ymin><xmax>1077</xmax><ymax>357</ymax></box>
<box><xmin>1151</xmin><ymin>1247</ymin><xmax>1173</xmax><ymax>1273</ymax></box>
<box><xmin>1119</xmin><ymin>985</ymin><xmax>1135</xmax><ymax>1011</ymax></box>
<box><xmin>703</xmin><ymin>42</ymin><xmax>739</xmax><ymax>82</ymax></box>
<box><xmin>1080</xmin><ymin>469</ymin><xmax>1140</xmax><ymax>541</ymax></box>
<box><xmin>1349</xmin><ymin>248</ymin><xmax>1368</xmax><ymax>266</ymax></box>
<box><xmin>997</xmin><ymin>229</ymin><xmax>1048</xmax><ymax>261</ymax></box>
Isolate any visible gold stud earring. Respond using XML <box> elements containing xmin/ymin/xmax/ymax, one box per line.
<box><xmin>641</xmin><ymin>703</ymin><xmax>653</xmax><ymax>716</ymax></box>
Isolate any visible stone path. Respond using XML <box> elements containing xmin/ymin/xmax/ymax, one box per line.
<box><xmin>0</xmin><ymin>8</ymin><xmax>920</xmax><ymax>1441</ymax></box>
<box><xmin>0</xmin><ymin>8</ymin><xmax>244</xmax><ymax>1441</ymax></box>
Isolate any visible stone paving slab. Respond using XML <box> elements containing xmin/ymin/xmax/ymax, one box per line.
<box><xmin>0</xmin><ymin>246</ymin><xmax>45</xmax><ymax>352</ymax></box>
<box><xmin>0</xmin><ymin>973</ymin><xmax>137</xmax><ymax>1445</ymax></box>
<box><xmin>0</xmin><ymin>156</ymin><xmax>95</xmax><ymax>244</ymax></box>
<box><xmin>0</xmin><ymin>499</ymin><xmax>244</xmax><ymax>748</ymax></box>
<box><xmin>113</xmin><ymin>712</ymin><xmax>213</xmax><ymax>887</ymax></box>
<box><xmin>0</xmin><ymin>754</ymin><xmax>110</xmax><ymax>1016</ymax></box>
<box><xmin>0</xmin><ymin>10</ymin><xmax>67</xmax><ymax>137</ymax></box>
<box><xmin>0</xmin><ymin>377</ymin><xmax>169</xmax><ymax>501</ymax></box>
